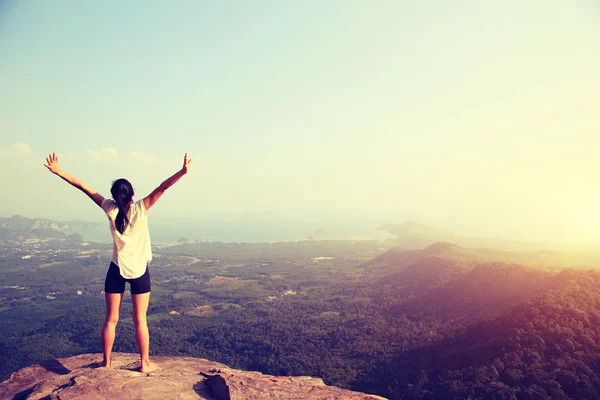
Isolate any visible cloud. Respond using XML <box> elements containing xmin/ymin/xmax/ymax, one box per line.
<box><xmin>129</xmin><ymin>150</ymin><xmax>156</xmax><ymax>164</ymax></box>
<box><xmin>88</xmin><ymin>148</ymin><xmax>119</xmax><ymax>162</ymax></box>
<box><xmin>0</xmin><ymin>142</ymin><xmax>33</xmax><ymax>157</ymax></box>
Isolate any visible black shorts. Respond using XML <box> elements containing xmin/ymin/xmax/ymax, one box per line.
<box><xmin>104</xmin><ymin>262</ymin><xmax>151</xmax><ymax>295</ymax></box>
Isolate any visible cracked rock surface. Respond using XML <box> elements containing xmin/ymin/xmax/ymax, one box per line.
<box><xmin>0</xmin><ymin>353</ymin><xmax>387</xmax><ymax>399</ymax></box>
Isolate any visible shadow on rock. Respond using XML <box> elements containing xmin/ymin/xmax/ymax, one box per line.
<box><xmin>11</xmin><ymin>385</ymin><xmax>35</xmax><ymax>400</ymax></box>
<box><xmin>39</xmin><ymin>359</ymin><xmax>71</xmax><ymax>375</ymax></box>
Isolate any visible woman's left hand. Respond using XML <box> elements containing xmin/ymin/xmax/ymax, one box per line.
<box><xmin>44</xmin><ymin>152</ymin><xmax>62</xmax><ymax>175</ymax></box>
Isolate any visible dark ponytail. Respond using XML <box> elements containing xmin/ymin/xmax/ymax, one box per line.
<box><xmin>110</xmin><ymin>178</ymin><xmax>134</xmax><ymax>234</ymax></box>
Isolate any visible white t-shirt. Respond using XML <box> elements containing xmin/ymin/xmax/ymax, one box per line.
<box><xmin>101</xmin><ymin>198</ymin><xmax>152</xmax><ymax>279</ymax></box>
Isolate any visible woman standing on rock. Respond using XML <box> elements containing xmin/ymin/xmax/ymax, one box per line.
<box><xmin>44</xmin><ymin>152</ymin><xmax>192</xmax><ymax>372</ymax></box>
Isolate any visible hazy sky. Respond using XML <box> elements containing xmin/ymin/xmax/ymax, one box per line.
<box><xmin>1</xmin><ymin>1</ymin><xmax>599</xmax><ymax>244</ymax></box>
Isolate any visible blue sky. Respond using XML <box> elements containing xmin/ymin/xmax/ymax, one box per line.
<box><xmin>1</xmin><ymin>1</ymin><xmax>599</xmax><ymax>243</ymax></box>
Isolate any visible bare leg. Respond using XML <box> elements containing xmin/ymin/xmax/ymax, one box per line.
<box><xmin>132</xmin><ymin>292</ymin><xmax>156</xmax><ymax>372</ymax></box>
<box><xmin>102</xmin><ymin>293</ymin><xmax>123</xmax><ymax>368</ymax></box>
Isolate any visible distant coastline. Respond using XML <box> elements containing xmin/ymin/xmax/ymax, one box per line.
<box><xmin>0</xmin><ymin>214</ymin><xmax>394</xmax><ymax>245</ymax></box>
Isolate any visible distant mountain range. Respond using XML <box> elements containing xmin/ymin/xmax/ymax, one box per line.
<box><xmin>369</xmin><ymin>240</ymin><xmax>600</xmax><ymax>270</ymax></box>
<box><xmin>1</xmin><ymin>215</ymin><xmax>597</xmax><ymax>266</ymax></box>
<box><xmin>0</xmin><ymin>215</ymin><xmax>104</xmax><ymax>239</ymax></box>
<box><xmin>378</xmin><ymin>221</ymin><xmax>587</xmax><ymax>252</ymax></box>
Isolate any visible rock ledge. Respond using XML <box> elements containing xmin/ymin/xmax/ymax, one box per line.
<box><xmin>0</xmin><ymin>353</ymin><xmax>387</xmax><ymax>399</ymax></box>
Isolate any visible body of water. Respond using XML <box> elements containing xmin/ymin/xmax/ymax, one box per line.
<box><xmin>80</xmin><ymin>216</ymin><xmax>394</xmax><ymax>244</ymax></box>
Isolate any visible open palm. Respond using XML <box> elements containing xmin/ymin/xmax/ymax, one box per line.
<box><xmin>44</xmin><ymin>153</ymin><xmax>61</xmax><ymax>175</ymax></box>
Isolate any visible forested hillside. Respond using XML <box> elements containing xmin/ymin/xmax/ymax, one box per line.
<box><xmin>1</xmin><ymin>242</ymin><xmax>599</xmax><ymax>399</ymax></box>
<box><xmin>363</xmin><ymin>270</ymin><xmax>600</xmax><ymax>399</ymax></box>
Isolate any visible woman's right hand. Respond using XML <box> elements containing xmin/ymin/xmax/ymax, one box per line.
<box><xmin>181</xmin><ymin>153</ymin><xmax>192</xmax><ymax>174</ymax></box>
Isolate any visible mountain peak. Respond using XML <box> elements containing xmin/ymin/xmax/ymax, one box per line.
<box><xmin>423</xmin><ymin>241</ymin><xmax>460</xmax><ymax>254</ymax></box>
<box><xmin>0</xmin><ymin>353</ymin><xmax>386</xmax><ymax>400</ymax></box>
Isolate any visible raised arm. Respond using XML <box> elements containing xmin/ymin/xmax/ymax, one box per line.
<box><xmin>143</xmin><ymin>153</ymin><xmax>192</xmax><ymax>211</ymax></box>
<box><xmin>44</xmin><ymin>152</ymin><xmax>105</xmax><ymax>207</ymax></box>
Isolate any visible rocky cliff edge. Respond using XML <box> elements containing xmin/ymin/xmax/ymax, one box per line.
<box><xmin>0</xmin><ymin>353</ymin><xmax>387</xmax><ymax>400</ymax></box>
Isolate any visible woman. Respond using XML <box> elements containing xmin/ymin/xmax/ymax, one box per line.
<box><xmin>44</xmin><ymin>152</ymin><xmax>192</xmax><ymax>372</ymax></box>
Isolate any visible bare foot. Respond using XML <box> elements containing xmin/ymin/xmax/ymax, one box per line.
<box><xmin>101</xmin><ymin>359</ymin><xmax>111</xmax><ymax>368</ymax></box>
<box><xmin>140</xmin><ymin>361</ymin><xmax>158</xmax><ymax>373</ymax></box>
